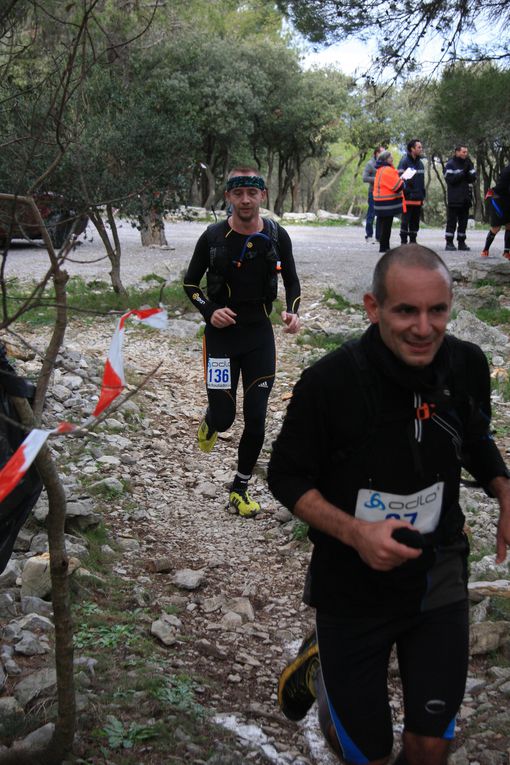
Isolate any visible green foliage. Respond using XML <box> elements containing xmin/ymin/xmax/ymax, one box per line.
<box><xmin>74</xmin><ymin>623</ymin><xmax>135</xmax><ymax>650</ymax></box>
<box><xmin>153</xmin><ymin>674</ymin><xmax>207</xmax><ymax>717</ymax></box>
<box><xmin>492</xmin><ymin>375</ymin><xmax>510</xmax><ymax>403</ymax></box>
<box><xmin>323</xmin><ymin>288</ymin><xmax>352</xmax><ymax>310</ymax></box>
<box><xmin>475</xmin><ymin>306</ymin><xmax>510</xmax><ymax>327</ymax></box>
<box><xmin>298</xmin><ymin>331</ymin><xmax>358</xmax><ymax>351</ymax></box>
<box><xmin>101</xmin><ymin>715</ymin><xmax>159</xmax><ymax>750</ymax></box>
<box><xmin>8</xmin><ymin>275</ymin><xmax>189</xmax><ymax>326</ymax></box>
<box><xmin>275</xmin><ymin>0</ymin><xmax>510</xmax><ymax>72</ymax></box>
<box><xmin>292</xmin><ymin>520</ymin><xmax>309</xmax><ymax>542</ymax></box>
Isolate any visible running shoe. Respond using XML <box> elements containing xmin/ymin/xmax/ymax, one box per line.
<box><xmin>481</xmin><ymin>250</ymin><xmax>489</xmax><ymax>258</ymax></box>
<box><xmin>228</xmin><ymin>489</ymin><xmax>260</xmax><ymax>518</ymax></box>
<box><xmin>278</xmin><ymin>631</ymin><xmax>319</xmax><ymax>721</ymax></box>
<box><xmin>457</xmin><ymin>242</ymin><xmax>470</xmax><ymax>251</ymax></box>
<box><xmin>445</xmin><ymin>242</ymin><xmax>456</xmax><ymax>251</ymax></box>
<box><xmin>197</xmin><ymin>418</ymin><xmax>217</xmax><ymax>453</ymax></box>
<box><xmin>504</xmin><ymin>251</ymin><xmax>510</xmax><ymax>261</ymax></box>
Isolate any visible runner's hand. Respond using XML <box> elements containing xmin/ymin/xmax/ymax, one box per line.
<box><xmin>281</xmin><ymin>311</ymin><xmax>300</xmax><ymax>334</ymax></box>
<box><xmin>211</xmin><ymin>307</ymin><xmax>237</xmax><ymax>328</ymax></box>
<box><xmin>352</xmin><ymin>520</ymin><xmax>422</xmax><ymax>571</ymax></box>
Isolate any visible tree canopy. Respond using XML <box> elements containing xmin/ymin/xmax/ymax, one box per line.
<box><xmin>275</xmin><ymin>0</ymin><xmax>510</xmax><ymax>75</ymax></box>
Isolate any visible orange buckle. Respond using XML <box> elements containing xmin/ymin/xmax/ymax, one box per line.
<box><xmin>416</xmin><ymin>402</ymin><xmax>435</xmax><ymax>421</ymax></box>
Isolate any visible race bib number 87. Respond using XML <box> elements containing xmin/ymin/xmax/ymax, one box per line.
<box><xmin>355</xmin><ymin>482</ymin><xmax>444</xmax><ymax>533</ymax></box>
<box><xmin>207</xmin><ymin>357</ymin><xmax>231</xmax><ymax>389</ymax></box>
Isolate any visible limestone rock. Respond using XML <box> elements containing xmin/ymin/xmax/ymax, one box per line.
<box><xmin>21</xmin><ymin>554</ymin><xmax>51</xmax><ymax>599</ymax></box>
<box><xmin>151</xmin><ymin>618</ymin><xmax>178</xmax><ymax>646</ymax></box>
<box><xmin>173</xmin><ymin>568</ymin><xmax>207</xmax><ymax>590</ymax></box>
<box><xmin>470</xmin><ymin>621</ymin><xmax>510</xmax><ymax>655</ymax></box>
<box><xmin>0</xmin><ymin>697</ymin><xmax>24</xmax><ymax>738</ymax></box>
<box><xmin>14</xmin><ymin>667</ymin><xmax>57</xmax><ymax>706</ymax></box>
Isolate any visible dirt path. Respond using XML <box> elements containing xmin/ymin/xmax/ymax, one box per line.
<box><xmin>7</xmin><ymin>223</ymin><xmax>510</xmax><ymax>763</ymax></box>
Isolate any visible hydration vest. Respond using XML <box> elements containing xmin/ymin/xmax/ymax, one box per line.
<box><xmin>205</xmin><ymin>218</ymin><xmax>280</xmax><ymax>303</ymax></box>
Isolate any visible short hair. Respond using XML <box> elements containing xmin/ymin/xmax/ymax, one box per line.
<box><xmin>371</xmin><ymin>244</ymin><xmax>452</xmax><ymax>304</ymax></box>
<box><xmin>374</xmin><ymin>146</ymin><xmax>385</xmax><ymax>158</ymax></box>
<box><xmin>407</xmin><ymin>138</ymin><xmax>421</xmax><ymax>152</ymax></box>
<box><xmin>227</xmin><ymin>166</ymin><xmax>263</xmax><ymax>181</ymax></box>
<box><xmin>454</xmin><ymin>144</ymin><xmax>468</xmax><ymax>153</ymax></box>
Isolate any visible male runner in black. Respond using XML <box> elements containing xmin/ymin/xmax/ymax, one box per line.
<box><xmin>268</xmin><ymin>245</ymin><xmax>510</xmax><ymax>765</ymax></box>
<box><xmin>184</xmin><ymin>167</ymin><xmax>300</xmax><ymax>517</ymax></box>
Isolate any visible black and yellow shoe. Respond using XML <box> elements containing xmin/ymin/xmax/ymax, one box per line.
<box><xmin>228</xmin><ymin>489</ymin><xmax>260</xmax><ymax>518</ymax></box>
<box><xmin>278</xmin><ymin>631</ymin><xmax>319</xmax><ymax>721</ymax></box>
<box><xmin>197</xmin><ymin>418</ymin><xmax>217</xmax><ymax>453</ymax></box>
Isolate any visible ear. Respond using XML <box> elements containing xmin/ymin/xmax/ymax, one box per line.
<box><xmin>363</xmin><ymin>292</ymin><xmax>380</xmax><ymax>324</ymax></box>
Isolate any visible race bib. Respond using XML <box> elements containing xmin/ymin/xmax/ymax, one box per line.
<box><xmin>355</xmin><ymin>482</ymin><xmax>444</xmax><ymax>533</ymax></box>
<box><xmin>207</xmin><ymin>357</ymin><xmax>231</xmax><ymax>389</ymax></box>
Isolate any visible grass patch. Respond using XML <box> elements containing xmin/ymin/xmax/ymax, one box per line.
<box><xmin>474</xmin><ymin>279</ymin><xmax>501</xmax><ymax>288</ymax></box>
<box><xmin>75</xmin><ymin>622</ymin><xmax>136</xmax><ymax>650</ymax></box>
<box><xmin>7</xmin><ymin>275</ymin><xmax>190</xmax><ymax>326</ymax></box>
<box><xmin>475</xmin><ymin>305</ymin><xmax>510</xmax><ymax>327</ymax></box>
<box><xmin>152</xmin><ymin>674</ymin><xmax>207</xmax><ymax>717</ymax></box>
<box><xmin>292</xmin><ymin>520</ymin><xmax>309</xmax><ymax>542</ymax></box>
<box><xmin>100</xmin><ymin>715</ymin><xmax>160</xmax><ymax>751</ymax></box>
<box><xmin>297</xmin><ymin>331</ymin><xmax>360</xmax><ymax>352</ymax></box>
<box><xmin>492</xmin><ymin>375</ymin><xmax>510</xmax><ymax>402</ymax></box>
<box><xmin>467</xmin><ymin>545</ymin><xmax>493</xmax><ymax>565</ymax></box>
<box><xmin>323</xmin><ymin>288</ymin><xmax>352</xmax><ymax>310</ymax></box>
<box><xmin>75</xmin><ymin>524</ymin><xmax>119</xmax><ymax>576</ymax></box>
<box><xmin>488</xmin><ymin>596</ymin><xmax>510</xmax><ymax>622</ymax></box>
<box><xmin>270</xmin><ymin>298</ymin><xmax>284</xmax><ymax>325</ymax></box>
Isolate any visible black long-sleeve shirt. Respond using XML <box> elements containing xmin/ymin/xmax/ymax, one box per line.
<box><xmin>444</xmin><ymin>156</ymin><xmax>476</xmax><ymax>207</ymax></box>
<box><xmin>268</xmin><ymin>326</ymin><xmax>508</xmax><ymax>615</ymax></box>
<box><xmin>183</xmin><ymin>219</ymin><xmax>301</xmax><ymax>325</ymax></box>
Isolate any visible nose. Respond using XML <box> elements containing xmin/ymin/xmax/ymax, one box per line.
<box><xmin>413</xmin><ymin>311</ymin><xmax>432</xmax><ymax>337</ymax></box>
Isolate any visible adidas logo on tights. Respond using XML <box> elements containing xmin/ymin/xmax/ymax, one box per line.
<box><xmin>258</xmin><ymin>381</ymin><xmax>269</xmax><ymax>388</ymax></box>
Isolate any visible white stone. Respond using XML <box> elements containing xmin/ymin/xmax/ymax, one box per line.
<box><xmin>21</xmin><ymin>554</ymin><xmax>51</xmax><ymax>599</ymax></box>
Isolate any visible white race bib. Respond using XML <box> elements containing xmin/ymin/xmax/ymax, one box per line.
<box><xmin>207</xmin><ymin>357</ymin><xmax>231</xmax><ymax>389</ymax></box>
<box><xmin>355</xmin><ymin>482</ymin><xmax>444</xmax><ymax>533</ymax></box>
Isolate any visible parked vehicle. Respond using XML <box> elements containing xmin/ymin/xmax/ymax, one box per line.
<box><xmin>0</xmin><ymin>192</ymin><xmax>88</xmax><ymax>249</ymax></box>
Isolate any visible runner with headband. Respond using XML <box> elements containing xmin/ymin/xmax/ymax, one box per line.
<box><xmin>184</xmin><ymin>166</ymin><xmax>301</xmax><ymax>517</ymax></box>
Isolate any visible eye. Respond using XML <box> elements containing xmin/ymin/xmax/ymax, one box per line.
<box><xmin>396</xmin><ymin>305</ymin><xmax>415</xmax><ymax>314</ymax></box>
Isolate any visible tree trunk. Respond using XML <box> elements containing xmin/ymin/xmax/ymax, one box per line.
<box><xmin>265</xmin><ymin>151</ymin><xmax>274</xmax><ymax>211</ymax></box>
<box><xmin>201</xmin><ymin>163</ymin><xmax>216</xmax><ymax>210</ymax></box>
<box><xmin>309</xmin><ymin>155</ymin><xmax>357</xmax><ymax>213</ymax></box>
<box><xmin>88</xmin><ymin>209</ymin><xmax>127</xmax><ymax>296</ymax></box>
<box><xmin>139</xmin><ymin>207</ymin><xmax>168</xmax><ymax>247</ymax></box>
<box><xmin>2</xmin><ymin>256</ymin><xmax>75</xmax><ymax>765</ymax></box>
<box><xmin>274</xmin><ymin>156</ymin><xmax>293</xmax><ymax>218</ymax></box>
<box><xmin>290</xmin><ymin>170</ymin><xmax>301</xmax><ymax>212</ymax></box>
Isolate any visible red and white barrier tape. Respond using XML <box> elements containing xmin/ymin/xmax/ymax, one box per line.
<box><xmin>0</xmin><ymin>307</ymin><xmax>168</xmax><ymax>503</ymax></box>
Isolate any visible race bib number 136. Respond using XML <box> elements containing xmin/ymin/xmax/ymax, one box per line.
<box><xmin>207</xmin><ymin>358</ymin><xmax>231</xmax><ymax>389</ymax></box>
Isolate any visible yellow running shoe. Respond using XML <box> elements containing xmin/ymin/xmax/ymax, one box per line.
<box><xmin>228</xmin><ymin>489</ymin><xmax>260</xmax><ymax>518</ymax></box>
<box><xmin>197</xmin><ymin>418</ymin><xmax>217</xmax><ymax>453</ymax></box>
<box><xmin>278</xmin><ymin>631</ymin><xmax>319</xmax><ymax>721</ymax></box>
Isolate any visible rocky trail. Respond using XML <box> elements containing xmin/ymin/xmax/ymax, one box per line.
<box><xmin>1</xmin><ymin>223</ymin><xmax>510</xmax><ymax>763</ymax></box>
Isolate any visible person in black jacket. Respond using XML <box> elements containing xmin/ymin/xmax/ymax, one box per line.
<box><xmin>398</xmin><ymin>139</ymin><xmax>426</xmax><ymax>244</ymax></box>
<box><xmin>183</xmin><ymin>167</ymin><xmax>300</xmax><ymax>518</ymax></box>
<box><xmin>444</xmin><ymin>145</ymin><xmax>477</xmax><ymax>252</ymax></box>
<box><xmin>481</xmin><ymin>162</ymin><xmax>510</xmax><ymax>259</ymax></box>
<box><xmin>269</xmin><ymin>245</ymin><xmax>510</xmax><ymax>765</ymax></box>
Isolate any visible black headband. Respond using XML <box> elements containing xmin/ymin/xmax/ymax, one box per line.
<box><xmin>226</xmin><ymin>175</ymin><xmax>265</xmax><ymax>191</ymax></box>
